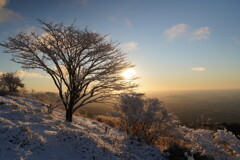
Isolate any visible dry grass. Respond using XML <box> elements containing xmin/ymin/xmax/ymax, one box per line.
<box><xmin>95</xmin><ymin>115</ymin><xmax>120</xmax><ymax>128</ymax></box>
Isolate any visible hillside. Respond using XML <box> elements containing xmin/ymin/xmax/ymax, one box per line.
<box><xmin>0</xmin><ymin>96</ymin><xmax>165</xmax><ymax>160</ymax></box>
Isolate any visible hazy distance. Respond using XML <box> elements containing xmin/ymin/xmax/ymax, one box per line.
<box><xmin>83</xmin><ymin>89</ymin><xmax>240</xmax><ymax>125</ymax></box>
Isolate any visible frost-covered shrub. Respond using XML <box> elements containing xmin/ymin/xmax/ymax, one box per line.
<box><xmin>0</xmin><ymin>72</ymin><xmax>24</xmax><ymax>96</ymax></box>
<box><xmin>213</xmin><ymin>129</ymin><xmax>240</xmax><ymax>157</ymax></box>
<box><xmin>114</xmin><ymin>93</ymin><xmax>180</xmax><ymax>145</ymax></box>
<box><xmin>182</xmin><ymin>126</ymin><xmax>240</xmax><ymax>159</ymax></box>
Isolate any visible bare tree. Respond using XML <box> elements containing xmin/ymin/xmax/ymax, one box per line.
<box><xmin>0</xmin><ymin>72</ymin><xmax>24</xmax><ymax>95</ymax></box>
<box><xmin>0</xmin><ymin>20</ymin><xmax>137</xmax><ymax>122</ymax></box>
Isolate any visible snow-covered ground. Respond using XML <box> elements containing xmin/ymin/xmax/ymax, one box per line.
<box><xmin>0</xmin><ymin>96</ymin><xmax>165</xmax><ymax>160</ymax></box>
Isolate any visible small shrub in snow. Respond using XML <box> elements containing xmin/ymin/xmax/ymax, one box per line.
<box><xmin>182</xmin><ymin>126</ymin><xmax>240</xmax><ymax>159</ymax></box>
<box><xmin>0</xmin><ymin>72</ymin><xmax>24</xmax><ymax>96</ymax></box>
<box><xmin>114</xmin><ymin>93</ymin><xmax>180</xmax><ymax>145</ymax></box>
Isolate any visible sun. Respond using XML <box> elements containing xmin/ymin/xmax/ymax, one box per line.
<box><xmin>121</xmin><ymin>69</ymin><xmax>136</xmax><ymax>79</ymax></box>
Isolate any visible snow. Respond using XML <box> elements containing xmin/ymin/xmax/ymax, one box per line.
<box><xmin>182</xmin><ymin>126</ymin><xmax>240</xmax><ymax>160</ymax></box>
<box><xmin>0</xmin><ymin>96</ymin><xmax>165</xmax><ymax>160</ymax></box>
<box><xmin>1</xmin><ymin>95</ymin><xmax>240</xmax><ymax>160</ymax></box>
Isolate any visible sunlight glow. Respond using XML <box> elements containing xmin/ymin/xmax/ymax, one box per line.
<box><xmin>121</xmin><ymin>69</ymin><xmax>136</xmax><ymax>79</ymax></box>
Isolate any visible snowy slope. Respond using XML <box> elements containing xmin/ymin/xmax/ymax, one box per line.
<box><xmin>0</xmin><ymin>96</ymin><xmax>165</xmax><ymax>160</ymax></box>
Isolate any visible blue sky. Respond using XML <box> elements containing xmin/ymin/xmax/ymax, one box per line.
<box><xmin>0</xmin><ymin>0</ymin><xmax>240</xmax><ymax>92</ymax></box>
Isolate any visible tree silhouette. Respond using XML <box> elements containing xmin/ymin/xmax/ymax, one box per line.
<box><xmin>0</xmin><ymin>20</ymin><xmax>137</xmax><ymax>122</ymax></box>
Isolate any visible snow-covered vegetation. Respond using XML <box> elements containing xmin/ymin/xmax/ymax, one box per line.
<box><xmin>183</xmin><ymin>127</ymin><xmax>240</xmax><ymax>159</ymax></box>
<box><xmin>0</xmin><ymin>72</ymin><xmax>24</xmax><ymax>96</ymax></box>
<box><xmin>111</xmin><ymin>93</ymin><xmax>240</xmax><ymax>159</ymax></box>
<box><xmin>113</xmin><ymin>93</ymin><xmax>180</xmax><ymax>145</ymax></box>
<box><xmin>0</xmin><ymin>96</ymin><xmax>164</xmax><ymax>160</ymax></box>
<box><xmin>0</xmin><ymin>95</ymin><xmax>240</xmax><ymax>160</ymax></box>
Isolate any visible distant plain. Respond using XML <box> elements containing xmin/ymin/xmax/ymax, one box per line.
<box><xmin>83</xmin><ymin>89</ymin><xmax>240</xmax><ymax>125</ymax></box>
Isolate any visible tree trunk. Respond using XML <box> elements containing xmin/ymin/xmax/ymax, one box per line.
<box><xmin>66</xmin><ymin>108</ymin><xmax>73</xmax><ymax>122</ymax></box>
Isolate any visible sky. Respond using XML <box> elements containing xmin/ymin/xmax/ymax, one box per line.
<box><xmin>0</xmin><ymin>0</ymin><xmax>240</xmax><ymax>92</ymax></box>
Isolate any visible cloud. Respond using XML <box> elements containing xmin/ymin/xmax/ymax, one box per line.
<box><xmin>235</xmin><ymin>39</ymin><xmax>240</xmax><ymax>45</ymax></box>
<box><xmin>109</xmin><ymin>17</ymin><xmax>133</xmax><ymax>29</ymax></box>
<box><xmin>15</xmin><ymin>70</ymin><xmax>49</xmax><ymax>78</ymax></box>
<box><xmin>191</xmin><ymin>67</ymin><xmax>206</xmax><ymax>71</ymax></box>
<box><xmin>0</xmin><ymin>0</ymin><xmax>8</xmax><ymax>8</ymax></box>
<box><xmin>122</xmin><ymin>42</ymin><xmax>138</xmax><ymax>52</ymax></box>
<box><xmin>22</xmin><ymin>26</ymin><xmax>38</xmax><ymax>34</ymax></box>
<box><xmin>232</xmin><ymin>37</ymin><xmax>240</xmax><ymax>45</ymax></box>
<box><xmin>16</xmin><ymin>26</ymin><xmax>42</xmax><ymax>36</ymax></box>
<box><xmin>191</xmin><ymin>27</ymin><xmax>210</xmax><ymax>40</ymax></box>
<box><xmin>163</xmin><ymin>24</ymin><xmax>211</xmax><ymax>42</ymax></box>
<box><xmin>52</xmin><ymin>65</ymin><xmax>68</xmax><ymax>76</ymax></box>
<box><xmin>0</xmin><ymin>70</ymin><xmax>48</xmax><ymax>78</ymax></box>
<box><xmin>109</xmin><ymin>16</ymin><xmax>117</xmax><ymax>22</ymax></box>
<box><xmin>37</xmin><ymin>32</ymin><xmax>55</xmax><ymax>45</ymax></box>
<box><xmin>163</xmin><ymin>24</ymin><xmax>189</xmax><ymax>41</ymax></box>
<box><xmin>39</xmin><ymin>32</ymin><xmax>53</xmax><ymax>39</ymax></box>
<box><xmin>124</xmin><ymin>18</ymin><xmax>132</xmax><ymax>28</ymax></box>
<box><xmin>0</xmin><ymin>0</ymin><xmax>22</xmax><ymax>23</ymax></box>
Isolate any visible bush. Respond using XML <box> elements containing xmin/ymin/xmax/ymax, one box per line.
<box><xmin>113</xmin><ymin>93</ymin><xmax>180</xmax><ymax>145</ymax></box>
<box><xmin>163</xmin><ymin>143</ymin><xmax>191</xmax><ymax>160</ymax></box>
<box><xmin>0</xmin><ymin>90</ymin><xmax>8</xmax><ymax>96</ymax></box>
<box><xmin>182</xmin><ymin>126</ymin><xmax>240</xmax><ymax>159</ymax></box>
<box><xmin>0</xmin><ymin>72</ymin><xmax>24</xmax><ymax>96</ymax></box>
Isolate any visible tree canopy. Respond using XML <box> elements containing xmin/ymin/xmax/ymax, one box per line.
<box><xmin>0</xmin><ymin>20</ymin><xmax>137</xmax><ymax>121</ymax></box>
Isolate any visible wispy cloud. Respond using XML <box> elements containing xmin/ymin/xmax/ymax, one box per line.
<box><xmin>124</xmin><ymin>18</ymin><xmax>132</xmax><ymax>28</ymax></box>
<box><xmin>122</xmin><ymin>42</ymin><xmax>138</xmax><ymax>52</ymax></box>
<box><xmin>235</xmin><ymin>39</ymin><xmax>240</xmax><ymax>45</ymax></box>
<box><xmin>22</xmin><ymin>26</ymin><xmax>38</xmax><ymax>34</ymax></box>
<box><xmin>0</xmin><ymin>0</ymin><xmax>22</xmax><ymax>23</ymax></box>
<box><xmin>191</xmin><ymin>27</ymin><xmax>210</xmax><ymax>41</ymax></box>
<box><xmin>109</xmin><ymin>16</ymin><xmax>117</xmax><ymax>22</ymax></box>
<box><xmin>16</xmin><ymin>26</ymin><xmax>41</xmax><ymax>35</ymax></box>
<box><xmin>191</xmin><ymin>67</ymin><xmax>206</xmax><ymax>71</ymax></box>
<box><xmin>15</xmin><ymin>70</ymin><xmax>49</xmax><ymax>78</ymax></box>
<box><xmin>109</xmin><ymin>17</ymin><xmax>133</xmax><ymax>29</ymax></box>
<box><xmin>163</xmin><ymin>24</ymin><xmax>189</xmax><ymax>41</ymax></box>
<box><xmin>39</xmin><ymin>32</ymin><xmax>53</xmax><ymax>39</ymax></box>
<box><xmin>232</xmin><ymin>37</ymin><xmax>240</xmax><ymax>45</ymax></box>
<box><xmin>163</xmin><ymin>24</ymin><xmax>211</xmax><ymax>42</ymax></box>
<box><xmin>0</xmin><ymin>70</ymin><xmax>48</xmax><ymax>78</ymax></box>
